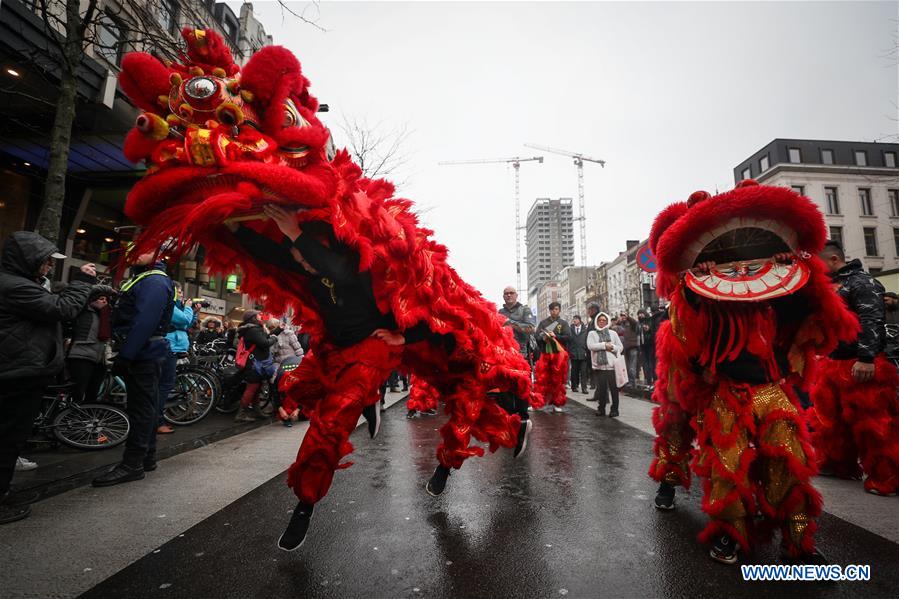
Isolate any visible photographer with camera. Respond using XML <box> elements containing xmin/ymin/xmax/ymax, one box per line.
<box><xmin>0</xmin><ymin>232</ymin><xmax>96</xmax><ymax>524</ymax></box>
<box><xmin>93</xmin><ymin>247</ymin><xmax>174</xmax><ymax>487</ymax></box>
<box><xmin>155</xmin><ymin>283</ymin><xmax>199</xmax><ymax>435</ymax></box>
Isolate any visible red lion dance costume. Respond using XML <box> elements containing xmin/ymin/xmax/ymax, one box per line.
<box><xmin>647</xmin><ymin>180</ymin><xmax>857</xmax><ymax>563</ymax></box>
<box><xmin>533</xmin><ymin>336</ymin><xmax>568</xmax><ymax>410</ymax></box>
<box><xmin>116</xmin><ymin>29</ymin><xmax>532</xmax><ymax>545</ymax></box>
<box><xmin>407</xmin><ymin>375</ymin><xmax>440</xmax><ymax>414</ymax></box>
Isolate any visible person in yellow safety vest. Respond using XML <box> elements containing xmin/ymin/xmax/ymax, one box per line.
<box><xmin>92</xmin><ymin>249</ymin><xmax>174</xmax><ymax>488</ymax></box>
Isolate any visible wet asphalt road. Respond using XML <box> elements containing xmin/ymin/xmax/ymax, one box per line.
<box><xmin>80</xmin><ymin>401</ymin><xmax>899</xmax><ymax>598</ymax></box>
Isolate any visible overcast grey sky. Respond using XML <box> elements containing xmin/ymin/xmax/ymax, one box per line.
<box><xmin>230</xmin><ymin>1</ymin><xmax>898</xmax><ymax>301</ymax></box>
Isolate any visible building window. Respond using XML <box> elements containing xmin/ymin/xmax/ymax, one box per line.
<box><xmin>791</xmin><ymin>185</ymin><xmax>805</xmax><ymax>196</ymax></box>
<box><xmin>884</xmin><ymin>151</ymin><xmax>897</xmax><ymax>168</ymax></box>
<box><xmin>741</xmin><ymin>167</ymin><xmax>750</xmax><ymax>180</ymax></box>
<box><xmin>788</xmin><ymin>148</ymin><xmax>801</xmax><ymax>163</ymax></box>
<box><xmin>96</xmin><ymin>13</ymin><xmax>124</xmax><ymax>65</ymax></box>
<box><xmin>859</xmin><ymin>188</ymin><xmax>873</xmax><ymax>216</ymax></box>
<box><xmin>157</xmin><ymin>0</ymin><xmax>179</xmax><ymax>35</ymax></box>
<box><xmin>890</xmin><ymin>190</ymin><xmax>899</xmax><ymax>217</ymax></box>
<box><xmin>863</xmin><ymin>227</ymin><xmax>879</xmax><ymax>257</ymax></box>
<box><xmin>821</xmin><ymin>149</ymin><xmax>834</xmax><ymax>165</ymax></box>
<box><xmin>759</xmin><ymin>155</ymin><xmax>769</xmax><ymax>172</ymax></box>
<box><xmin>855</xmin><ymin>150</ymin><xmax>868</xmax><ymax>166</ymax></box>
<box><xmin>223</xmin><ymin>18</ymin><xmax>237</xmax><ymax>43</ymax></box>
<box><xmin>824</xmin><ymin>187</ymin><xmax>840</xmax><ymax>215</ymax></box>
<box><xmin>829</xmin><ymin>226</ymin><xmax>843</xmax><ymax>246</ymax></box>
<box><xmin>894</xmin><ymin>228</ymin><xmax>899</xmax><ymax>257</ymax></box>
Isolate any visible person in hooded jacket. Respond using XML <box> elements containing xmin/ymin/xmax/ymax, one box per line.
<box><xmin>66</xmin><ymin>285</ymin><xmax>116</xmax><ymax>404</ymax></box>
<box><xmin>235</xmin><ymin>310</ymin><xmax>278</xmax><ymax>422</ymax></box>
<box><xmin>195</xmin><ymin>316</ymin><xmax>224</xmax><ymax>345</ymax></box>
<box><xmin>587</xmin><ymin>312</ymin><xmax>624</xmax><ymax>417</ymax></box>
<box><xmin>0</xmin><ymin>231</ymin><xmax>95</xmax><ymax>524</ymax></box>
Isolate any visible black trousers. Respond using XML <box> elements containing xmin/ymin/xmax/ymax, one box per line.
<box><xmin>570</xmin><ymin>358</ymin><xmax>589</xmax><ymax>391</ymax></box>
<box><xmin>490</xmin><ymin>391</ymin><xmax>529</xmax><ymax>422</ymax></box>
<box><xmin>67</xmin><ymin>358</ymin><xmax>107</xmax><ymax>404</ymax></box>
<box><xmin>0</xmin><ymin>377</ymin><xmax>46</xmax><ymax>496</ymax></box>
<box><xmin>121</xmin><ymin>358</ymin><xmax>164</xmax><ymax>468</ymax></box>
<box><xmin>592</xmin><ymin>370</ymin><xmax>619</xmax><ymax>413</ymax></box>
<box><xmin>640</xmin><ymin>345</ymin><xmax>656</xmax><ymax>384</ymax></box>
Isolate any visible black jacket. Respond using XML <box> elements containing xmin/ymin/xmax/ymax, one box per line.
<box><xmin>830</xmin><ymin>259</ymin><xmax>886</xmax><ymax>362</ymax></box>
<box><xmin>0</xmin><ymin>232</ymin><xmax>93</xmax><ymax>380</ymax></box>
<box><xmin>237</xmin><ymin>322</ymin><xmax>277</xmax><ymax>361</ymax></box>
<box><xmin>537</xmin><ymin>316</ymin><xmax>572</xmax><ymax>352</ymax></box>
<box><xmin>233</xmin><ymin>224</ymin><xmax>449</xmax><ymax>350</ymax></box>
<box><xmin>567</xmin><ymin>322</ymin><xmax>590</xmax><ymax>360</ymax></box>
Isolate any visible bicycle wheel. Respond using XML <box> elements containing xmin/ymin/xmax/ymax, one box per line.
<box><xmin>99</xmin><ymin>373</ymin><xmax>127</xmax><ymax>406</ymax></box>
<box><xmin>164</xmin><ymin>370</ymin><xmax>217</xmax><ymax>425</ymax></box>
<box><xmin>52</xmin><ymin>403</ymin><xmax>130</xmax><ymax>450</ymax></box>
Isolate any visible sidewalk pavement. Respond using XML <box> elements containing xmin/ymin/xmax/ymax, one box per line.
<box><xmin>14</xmin><ymin>409</ymin><xmax>275</xmax><ymax>503</ymax></box>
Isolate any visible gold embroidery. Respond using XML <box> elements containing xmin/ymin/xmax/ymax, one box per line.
<box><xmin>320</xmin><ymin>278</ymin><xmax>337</xmax><ymax>304</ymax></box>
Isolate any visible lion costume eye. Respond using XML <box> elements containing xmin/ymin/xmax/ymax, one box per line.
<box><xmin>184</xmin><ymin>77</ymin><xmax>218</xmax><ymax>100</ymax></box>
<box><xmin>282</xmin><ymin>98</ymin><xmax>309</xmax><ymax>129</ymax></box>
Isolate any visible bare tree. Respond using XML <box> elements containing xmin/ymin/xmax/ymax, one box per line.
<box><xmin>5</xmin><ymin>0</ymin><xmax>320</xmax><ymax>244</ymax></box>
<box><xmin>337</xmin><ymin>115</ymin><xmax>413</xmax><ymax>185</ymax></box>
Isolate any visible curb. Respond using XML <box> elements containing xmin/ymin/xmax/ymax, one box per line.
<box><xmin>17</xmin><ymin>417</ymin><xmax>276</xmax><ymax>504</ymax></box>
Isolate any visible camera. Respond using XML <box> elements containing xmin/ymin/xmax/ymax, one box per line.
<box><xmin>192</xmin><ymin>298</ymin><xmax>212</xmax><ymax>308</ymax></box>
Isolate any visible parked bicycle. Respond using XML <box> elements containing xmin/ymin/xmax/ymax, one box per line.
<box><xmin>162</xmin><ymin>360</ymin><xmax>219</xmax><ymax>425</ymax></box>
<box><xmin>191</xmin><ymin>339</ymin><xmax>270</xmax><ymax>415</ymax></box>
<box><xmin>34</xmin><ymin>383</ymin><xmax>130</xmax><ymax>450</ymax></box>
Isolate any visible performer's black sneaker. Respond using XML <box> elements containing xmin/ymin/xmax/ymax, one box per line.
<box><xmin>362</xmin><ymin>403</ymin><xmax>381</xmax><ymax>438</ymax></box>
<box><xmin>710</xmin><ymin>534</ymin><xmax>739</xmax><ymax>565</ymax></box>
<box><xmin>278</xmin><ymin>502</ymin><xmax>314</xmax><ymax>551</ymax></box>
<box><xmin>654</xmin><ymin>482</ymin><xmax>675</xmax><ymax>510</ymax></box>
<box><xmin>513</xmin><ymin>419</ymin><xmax>533</xmax><ymax>459</ymax></box>
<box><xmin>406</xmin><ymin>409</ymin><xmax>417</xmax><ymax>419</ymax></box>
<box><xmin>781</xmin><ymin>547</ymin><xmax>828</xmax><ymax>566</ymax></box>
<box><xmin>426</xmin><ymin>465</ymin><xmax>451</xmax><ymax>496</ymax></box>
<box><xmin>423</xmin><ymin>408</ymin><xmax>438</xmax><ymax>416</ymax></box>
<box><xmin>608</xmin><ymin>410</ymin><xmax>619</xmax><ymax>418</ymax></box>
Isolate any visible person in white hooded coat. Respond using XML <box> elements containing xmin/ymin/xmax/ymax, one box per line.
<box><xmin>586</xmin><ymin>312</ymin><xmax>624</xmax><ymax>417</ymax></box>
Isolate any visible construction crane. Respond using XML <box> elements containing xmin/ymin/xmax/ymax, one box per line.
<box><xmin>438</xmin><ymin>156</ymin><xmax>543</xmax><ymax>297</ymax></box>
<box><xmin>524</xmin><ymin>143</ymin><xmax>605</xmax><ymax>270</ymax></box>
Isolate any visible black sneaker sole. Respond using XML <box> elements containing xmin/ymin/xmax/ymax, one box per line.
<box><xmin>425</xmin><ymin>481</ymin><xmax>442</xmax><ymax>497</ymax></box>
<box><xmin>514</xmin><ymin>419</ymin><xmax>533</xmax><ymax>459</ymax></box>
<box><xmin>277</xmin><ymin>531</ymin><xmax>307</xmax><ymax>552</ymax></box>
<box><xmin>0</xmin><ymin>504</ymin><xmax>31</xmax><ymax>525</ymax></box>
<box><xmin>710</xmin><ymin>550</ymin><xmax>739</xmax><ymax>565</ymax></box>
<box><xmin>710</xmin><ymin>543</ymin><xmax>740</xmax><ymax>565</ymax></box>
<box><xmin>654</xmin><ymin>501</ymin><xmax>675</xmax><ymax>511</ymax></box>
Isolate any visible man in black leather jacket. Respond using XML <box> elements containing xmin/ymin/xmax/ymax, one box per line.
<box><xmin>810</xmin><ymin>241</ymin><xmax>899</xmax><ymax>496</ymax></box>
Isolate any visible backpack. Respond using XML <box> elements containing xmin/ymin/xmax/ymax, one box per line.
<box><xmin>235</xmin><ymin>337</ymin><xmax>256</xmax><ymax>369</ymax></box>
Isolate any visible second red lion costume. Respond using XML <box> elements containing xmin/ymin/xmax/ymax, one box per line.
<box><xmin>647</xmin><ymin>180</ymin><xmax>857</xmax><ymax>563</ymax></box>
<box><xmin>115</xmin><ymin>30</ymin><xmax>533</xmax><ymax>539</ymax></box>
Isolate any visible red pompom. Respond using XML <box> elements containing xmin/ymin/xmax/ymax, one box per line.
<box><xmin>122</xmin><ymin>128</ymin><xmax>158</xmax><ymax>163</ymax></box>
<box><xmin>118</xmin><ymin>53</ymin><xmax>171</xmax><ymax>113</ymax></box>
<box><xmin>687</xmin><ymin>190</ymin><xmax>711</xmax><ymax>207</ymax></box>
